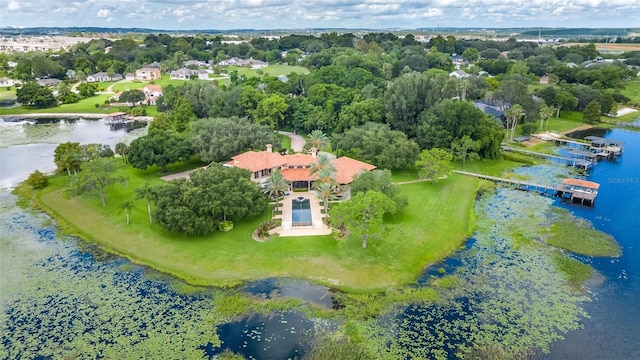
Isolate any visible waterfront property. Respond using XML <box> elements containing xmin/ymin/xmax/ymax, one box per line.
<box><xmin>454</xmin><ymin>170</ymin><xmax>600</xmax><ymax>206</ymax></box>
<box><xmin>532</xmin><ymin>132</ymin><xmax>624</xmax><ymax>159</ymax></box>
<box><xmin>225</xmin><ymin>145</ymin><xmax>376</xmax><ymax>192</ymax></box>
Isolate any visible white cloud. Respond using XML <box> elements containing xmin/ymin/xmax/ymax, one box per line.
<box><xmin>96</xmin><ymin>8</ymin><xmax>110</xmax><ymax>18</ymax></box>
<box><xmin>8</xmin><ymin>1</ymin><xmax>21</xmax><ymax>10</ymax></box>
<box><xmin>2</xmin><ymin>0</ymin><xmax>639</xmax><ymax>29</ymax></box>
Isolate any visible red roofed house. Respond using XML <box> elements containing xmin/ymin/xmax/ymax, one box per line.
<box><xmin>226</xmin><ymin>145</ymin><xmax>376</xmax><ymax>192</ymax></box>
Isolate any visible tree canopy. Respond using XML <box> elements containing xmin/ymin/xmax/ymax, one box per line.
<box><xmin>416</xmin><ymin>148</ymin><xmax>453</xmax><ymax>185</ymax></box>
<box><xmin>332</xmin><ymin>122</ymin><xmax>420</xmax><ymax>170</ymax></box>
<box><xmin>16</xmin><ymin>82</ymin><xmax>57</xmax><ymax>108</ymax></box>
<box><xmin>67</xmin><ymin>158</ymin><xmax>127</xmax><ymax>207</ymax></box>
<box><xmin>128</xmin><ymin>129</ymin><xmax>192</xmax><ymax>172</ymax></box>
<box><xmin>417</xmin><ymin>100</ymin><xmax>504</xmax><ymax>159</ymax></box>
<box><xmin>153</xmin><ymin>165</ymin><xmax>267</xmax><ymax>235</ymax></box>
<box><xmin>330</xmin><ymin>191</ymin><xmax>396</xmax><ymax>249</ymax></box>
<box><xmin>190</xmin><ymin>117</ymin><xmax>279</xmax><ymax>163</ymax></box>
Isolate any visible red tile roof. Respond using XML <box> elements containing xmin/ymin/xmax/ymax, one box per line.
<box><xmin>282</xmin><ymin>153</ymin><xmax>316</xmax><ymax>167</ymax></box>
<box><xmin>333</xmin><ymin>157</ymin><xmax>376</xmax><ymax>184</ymax></box>
<box><xmin>226</xmin><ymin>151</ymin><xmax>287</xmax><ymax>172</ymax></box>
<box><xmin>227</xmin><ymin>150</ymin><xmax>376</xmax><ymax>184</ymax></box>
<box><xmin>281</xmin><ymin>168</ymin><xmax>313</xmax><ymax>182</ymax></box>
<box><xmin>562</xmin><ymin>178</ymin><xmax>600</xmax><ymax>190</ymax></box>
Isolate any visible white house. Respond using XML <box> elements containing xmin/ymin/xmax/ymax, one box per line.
<box><xmin>125</xmin><ymin>73</ymin><xmax>135</xmax><ymax>80</ymax></box>
<box><xmin>169</xmin><ymin>68</ymin><xmax>209</xmax><ymax>80</ymax></box>
<box><xmin>0</xmin><ymin>78</ymin><xmax>21</xmax><ymax>87</ymax></box>
<box><xmin>143</xmin><ymin>85</ymin><xmax>163</xmax><ymax>105</ymax></box>
<box><xmin>449</xmin><ymin>70</ymin><xmax>470</xmax><ymax>79</ymax></box>
<box><xmin>86</xmin><ymin>72</ymin><xmax>122</xmax><ymax>82</ymax></box>
<box><xmin>218</xmin><ymin>57</ymin><xmax>268</xmax><ymax>69</ymax></box>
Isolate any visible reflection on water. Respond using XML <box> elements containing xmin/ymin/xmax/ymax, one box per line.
<box><xmin>244</xmin><ymin>278</ymin><xmax>335</xmax><ymax>309</ymax></box>
<box><xmin>0</xmin><ymin>119</ymin><xmax>146</xmax><ymax>188</ymax></box>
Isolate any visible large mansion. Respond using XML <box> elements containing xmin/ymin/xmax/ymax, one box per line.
<box><xmin>226</xmin><ymin>145</ymin><xmax>376</xmax><ymax>191</ymax></box>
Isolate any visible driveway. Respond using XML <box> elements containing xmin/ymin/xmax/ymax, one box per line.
<box><xmin>278</xmin><ymin>131</ymin><xmax>305</xmax><ymax>152</ymax></box>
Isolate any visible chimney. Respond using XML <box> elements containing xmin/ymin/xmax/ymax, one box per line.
<box><xmin>310</xmin><ymin>147</ymin><xmax>318</xmax><ymax>158</ymax></box>
<box><xmin>266</xmin><ymin>144</ymin><xmax>273</xmax><ymax>153</ymax></box>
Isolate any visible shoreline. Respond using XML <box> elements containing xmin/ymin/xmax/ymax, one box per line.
<box><xmin>1</xmin><ymin>112</ymin><xmax>153</xmax><ymax>122</ymax></box>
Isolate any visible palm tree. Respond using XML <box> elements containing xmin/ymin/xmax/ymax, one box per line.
<box><xmin>314</xmin><ymin>182</ymin><xmax>335</xmax><ymax>218</ymax></box>
<box><xmin>310</xmin><ymin>154</ymin><xmax>335</xmax><ymax>177</ymax></box>
<box><xmin>307</xmin><ymin>129</ymin><xmax>329</xmax><ymax>150</ymax></box>
<box><xmin>539</xmin><ymin>104</ymin><xmax>555</xmax><ymax>131</ymax></box>
<box><xmin>120</xmin><ymin>200</ymin><xmax>133</xmax><ymax>225</ymax></box>
<box><xmin>263</xmin><ymin>169</ymin><xmax>289</xmax><ymax>212</ymax></box>
<box><xmin>313</xmin><ymin>167</ymin><xmax>337</xmax><ymax>187</ymax></box>
<box><xmin>135</xmin><ymin>182</ymin><xmax>155</xmax><ymax>224</ymax></box>
<box><xmin>505</xmin><ymin>104</ymin><xmax>524</xmax><ymax>141</ymax></box>
<box><xmin>115</xmin><ymin>142</ymin><xmax>129</xmax><ymax>164</ymax></box>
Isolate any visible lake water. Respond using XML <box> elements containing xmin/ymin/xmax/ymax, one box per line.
<box><xmin>1</xmin><ymin>120</ymin><xmax>638</xmax><ymax>359</ymax></box>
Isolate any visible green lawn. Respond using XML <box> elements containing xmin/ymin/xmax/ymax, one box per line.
<box><xmin>0</xmin><ymin>87</ymin><xmax>17</xmax><ymax>100</ymax></box>
<box><xmin>25</xmin><ymin>162</ymin><xmax>483</xmax><ymax>291</ymax></box>
<box><xmin>228</xmin><ymin>64</ymin><xmax>309</xmax><ymax>78</ymax></box>
<box><xmin>111</xmin><ymin>75</ymin><xmax>187</xmax><ymax>93</ymax></box>
<box><xmin>0</xmin><ymin>94</ymin><xmax>116</xmax><ymax>115</ymax></box>
<box><xmin>622</xmin><ymin>78</ymin><xmax>640</xmax><ymax>104</ymax></box>
<box><xmin>277</xmin><ymin>133</ymin><xmax>292</xmax><ymax>150</ymax></box>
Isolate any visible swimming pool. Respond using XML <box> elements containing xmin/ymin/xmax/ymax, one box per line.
<box><xmin>291</xmin><ymin>197</ymin><xmax>312</xmax><ymax>226</ymax></box>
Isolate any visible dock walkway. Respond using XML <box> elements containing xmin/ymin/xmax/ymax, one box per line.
<box><xmin>501</xmin><ymin>145</ymin><xmax>594</xmax><ymax>169</ymax></box>
<box><xmin>453</xmin><ymin>170</ymin><xmax>598</xmax><ymax>206</ymax></box>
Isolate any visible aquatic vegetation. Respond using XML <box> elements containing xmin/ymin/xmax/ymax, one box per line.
<box><xmin>354</xmin><ymin>189</ymin><xmax>591</xmax><ymax>359</ymax></box>
<box><xmin>546</xmin><ymin>209</ymin><xmax>621</xmax><ymax>257</ymax></box>
<box><xmin>0</xmin><ymin>192</ymin><xmax>220</xmax><ymax>359</ymax></box>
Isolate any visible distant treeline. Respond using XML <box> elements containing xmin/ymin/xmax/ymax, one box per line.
<box><xmin>521</xmin><ymin>28</ymin><xmax>637</xmax><ymax>37</ymax></box>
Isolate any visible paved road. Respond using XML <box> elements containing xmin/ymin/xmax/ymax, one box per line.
<box><xmin>278</xmin><ymin>130</ymin><xmax>305</xmax><ymax>152</ymax></box>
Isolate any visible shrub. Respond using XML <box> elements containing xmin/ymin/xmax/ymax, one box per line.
<box><xmin>94</xmin><ymin>103</ymin><xmax>100</xmax><ymax>108</ymax></box>
<box><xmin>218</xmin><ymin>220</ymin><xmax>234</xmax><ymax>232</ymax></box>
<box><xmin>255</xmin><ymin>220</ymin><xmax>280</xmax><ymax>239</ymax></box>
<box><xmin>26</xmin><ymin>170</ymin><xmax>48</xmax><ymax>189</ymax></box>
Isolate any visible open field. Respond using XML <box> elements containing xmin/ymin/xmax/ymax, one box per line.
<box><xmin>23</xmin><ymin>160</ymin><xmax>488</xmax><ymax>291</ymax></box>
<box><xmin>560</xmin><ymin>43</ymin><xmax>640</xmax><ymax>53</ymax></box>
<box><xmin>228</xmin><ymin>64</ymin><xmax>309</xmax><ymax>78</ymax></box>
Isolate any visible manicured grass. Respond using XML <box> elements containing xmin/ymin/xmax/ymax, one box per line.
<box><xmin>277</xmin><ymin>133</ymin><xmax>292</xmax><ymax>150</ymax></box>
<box><xmin>0</xmin><ymin>87</ymin><xmax>16</xmax><ymax>100</ymax></box>
<box><xmin>545</xmin><ymin>208</ymin><xmax>621</xmax><ymax>257</ymax></box>
<box><xmin>390</xmin><ymin>167</ymin><xmax>420</xmax><ymax>182</ymax></box>
<box><xmin>25</xmin><ymin>162</ymin><xmax>480</xmax><ymax>291</ymax></box>
<box><xmin>622</xmin><ymin>78</ymin><xmax>640</xmax><ymax>104</ymax></box>
<box><xmin>111</xmin><ymin>81</ymin><xmax>147</xmax><ymax>92</ymax></box>
<box><xmin>228</xmin><ymin>64</ymin><xmax>309</xmax><ymax>78</ymax></box>
<box><xmin>0</xmin><ymin>94</ymin><xmax>115</xmax><ymax>115</ymax></box>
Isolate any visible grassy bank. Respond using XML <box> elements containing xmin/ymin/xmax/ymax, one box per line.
<box><xmin>20</xmin><ymin>163</ymin><xmax>481</xmax><ymax>291</ymax></box>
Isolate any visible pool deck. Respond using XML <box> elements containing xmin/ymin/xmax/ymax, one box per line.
<box><xmin>271</xmin><ymin>191</ymin><xmax>332</xmax><ymax>237</ymax></box>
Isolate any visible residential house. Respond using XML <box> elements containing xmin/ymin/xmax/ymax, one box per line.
<box><xmin>183</xmin><ymin>60</ymin><xmax>207</xmax><ymax>67</ymax></box>
<box><xmin>449</xmin><ymin>70</ymin><xmax>470</xmax><ymax>79</ymax></box>
<box><xmin>143</xmin><ymin>85</ymin><xmax>163</xmax><ymax>105</ymax></box>
<box><xmin>125</xmin><ymin>73</ymin><xmax>135</xmax><ymax>80</ymax></box>
<box><xmin>135</xmin><ymin>67</ymin><xmax>161</xmax><ymax>81</ymax></box>
<box><xmin>539</xmin><ymin>74</ymin><xmax>550</xmax><ymax>84</ymax></box>
<box><xmin>473</xmin><ymin>101</ymin><xmax>506</xmax><ymax>126</ymax></box>
<box><xmin>36</xmin><ymin>78</ymin><xmax>62</xmax><ymax>87</ymax></box>
<box><xmin>226</xmin><ymin>145</ymin><xmax>376</xmax><ymax>191</ymax></box>
<box><xmin>86</xmin><ymin>72</ymin><xmax>122</xmax><ymax>82</ymax></box>
<box><xmin>218</xmin><ymin>57</ymin><xmax>268</xmax><ymax>69</ymax></box>
<box><xmin>0</xmin><ymin>78</ymin><xmax>21</xmax><ymax>87</ymax></box>
<box><xmin>169</xmin><ymin>68</ymin><xmax>209</xmax><ymax>80</ymax></box>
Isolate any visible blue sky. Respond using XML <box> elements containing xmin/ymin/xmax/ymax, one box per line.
<box><xmin>1</xmin><ymin>0</ymin><xmax>638</xmax><ymax>30</ymax></box>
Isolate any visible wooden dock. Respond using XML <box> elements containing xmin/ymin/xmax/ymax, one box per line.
<box><xmin>501</xmin><ymin>146</ymin><xmax>594</xmax><ymax>170</ymax></box>
<box><xmin>453</xmin><ymin>170</ymin><xmax>599</xmax><ymax>206</ymax></box>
